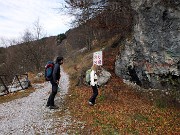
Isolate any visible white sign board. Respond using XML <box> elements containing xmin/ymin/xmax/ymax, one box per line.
<box><xmin>93</xmin><ymin>51</ymin><xmax>103</xmax><ymax>65</ymax></box>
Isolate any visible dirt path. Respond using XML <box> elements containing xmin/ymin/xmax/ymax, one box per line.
<box><xmin>0</xmin><ymin>68</ymin><xmax>71</xmax><ymax>135</ymax></box>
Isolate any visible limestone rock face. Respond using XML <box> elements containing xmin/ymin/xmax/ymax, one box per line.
<box><xmin>98</xmin><ymin>68</ymin><xmax>111</xmax><ymax>86</ymax></box>
<box><xmin>115</xmin><ymin>0</ymin><xmax>180</xmax><ymax>89</ymax></box>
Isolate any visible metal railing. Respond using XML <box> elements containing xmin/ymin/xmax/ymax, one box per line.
<box><xmin>0</xmin><ymin>74</ymin><xmax>30</xmax><ymax>96</ymax></box>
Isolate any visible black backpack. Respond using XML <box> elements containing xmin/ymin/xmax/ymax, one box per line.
<box><xmin>45</xmin><ymin>61</ymin><xmax>54</xmax><ymax>81</ymax></box>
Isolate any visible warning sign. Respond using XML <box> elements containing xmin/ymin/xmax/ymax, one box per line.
<box><xmin>93</xmin><ymin>51</ymin><xmax>103</xmax><ymax>66</ymax></box>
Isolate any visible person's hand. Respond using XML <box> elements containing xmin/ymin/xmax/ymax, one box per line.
<box><xmin>56</xmin><ymin>80</ymin><xmax>59</xmax><ymax>84</ymax></box>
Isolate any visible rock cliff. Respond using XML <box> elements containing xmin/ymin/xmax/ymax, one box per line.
<box><xmin>115</xmin><ymin>0</ymin><xmax>180</xmax><ymax>90</ymax></box>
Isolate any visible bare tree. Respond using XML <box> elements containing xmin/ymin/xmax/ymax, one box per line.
<box><xmin>33</xmin><ymin>18</ymin><xmax>46</xmax><ymax>40</ymax></box>
<box><xmin>3</xmin><ymin>19</ymin><xmax>55</xmax><ymax>75</ymax></box>
<box><xmin>64</xmin><ymin>0</ymin><xmax>107</xmax><ymax>26</ymax></box>
<box><xmin>20</xmin><ymin>23</ymin><xmax>51</xmax><ymax>72</ymax></box>
<box><xmin>63</xmin><ymin>0</ymin><xmax>133</xmax><ymax>46</ymax></box>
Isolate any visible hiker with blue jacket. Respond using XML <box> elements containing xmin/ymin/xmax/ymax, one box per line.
<box><xmin>89</xmin><ymin>64</ymin><xmax>99</xmax><ymax>106</ymax></box>
<box><xmin>46</xmin><ymin>56</ymin><xmax>63</xmax><ymax>109</ymax></box>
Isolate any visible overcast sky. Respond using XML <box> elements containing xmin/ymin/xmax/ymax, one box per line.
<box><xmin>0</xmin><ymin>0</ymin><xmax>72</xmax><ymax>47</ymax></box>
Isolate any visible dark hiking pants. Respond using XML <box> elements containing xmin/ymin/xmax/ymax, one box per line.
<box><xmin>47</xmin><ymin>81</ymin><xmax>58</xmax><ymax>106</ymax></box>
<box><xmin>89</xmin><ymin>85</ymin><xmax>98</xmax><ymax>104</ymax></box>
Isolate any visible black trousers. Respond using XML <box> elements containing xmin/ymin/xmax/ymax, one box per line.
<box><xmin>47</xmin><ymin>80</ymin><xmax>58</xmax><ymax>106</ymax></box>
<box><xmin>89</xmin><ymin>85</ymin><xmax>98</xmax><ymax>104</ymax></box>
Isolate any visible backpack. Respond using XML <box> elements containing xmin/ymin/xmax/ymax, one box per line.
<box><xmin>85</xmin><ymin>69</ymin><xmax>92</xmax><ymax>85</ymax></box>
<box><xmin>45</xmin><ymin>61</ymin><xmax>54</xmax><ymax>81</ymax></box>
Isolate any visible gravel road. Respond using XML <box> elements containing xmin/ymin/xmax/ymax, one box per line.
<box><xmin>0</xmin><ymin>68</ymin><xmax>71</xmax><ymax>135</ymax></box>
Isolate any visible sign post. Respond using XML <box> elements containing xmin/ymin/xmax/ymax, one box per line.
<box><xmin>93</xmin><ymin>51</ymin><xmax>103</xmax><ymax>66</ymax></box>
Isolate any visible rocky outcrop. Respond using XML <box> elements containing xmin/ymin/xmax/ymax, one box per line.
<box><xmin>115</xmin><ymin>0</ymin><xmax>180</xmax><ymax>90</ymax></box>
<box><xmin>98</xmin><ymin>68</ymin><xmax>111</xmax><ymax>86</ymax></box>
<box><xmin>84</xmin><ymin>68</ymin><xmax>111</xmax><ymax>86</ymax></box>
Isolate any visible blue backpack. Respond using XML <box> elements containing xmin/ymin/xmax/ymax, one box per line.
<box><xmin>45</xmin><ymin>61</ymin><xmax>54</xmax><ymax>81</ymax></box>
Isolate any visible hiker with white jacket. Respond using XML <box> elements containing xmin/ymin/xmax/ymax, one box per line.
<box><xmin>89</xmin><ymin>64</ymin><xmax>99</xmax><ymax>106</ymax></box>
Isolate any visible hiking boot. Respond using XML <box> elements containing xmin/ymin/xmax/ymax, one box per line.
<box><xmin>49</xmin><ymin>105</ymin><xmax>59</xmax><ymax>109</ymax></box>
<box><xmin>46</xmin><ymin>104</ymin><xmax>50</xmax><ymax>107</ymax></box>
<box><xmin>88</xmin><ymin>101</ymin><xmax>94</xmax><ymax>106</ymax></box>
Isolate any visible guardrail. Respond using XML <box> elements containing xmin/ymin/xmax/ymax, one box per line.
<box><xmin>0</xmin><ymin>74</ymin><xmax>30</xmax><ymax>96</ymax></box>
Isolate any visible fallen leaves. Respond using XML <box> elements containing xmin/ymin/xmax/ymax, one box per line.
<box><xmin>63</xmin><ymin>45</ymin><xmax>180</xmax><ymax>134</ymax></box>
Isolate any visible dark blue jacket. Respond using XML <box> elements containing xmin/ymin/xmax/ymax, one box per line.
<box><xmin>53</xmin><ymin>63</ymin><xmax>60</xmax><ymax>83</ymax></box>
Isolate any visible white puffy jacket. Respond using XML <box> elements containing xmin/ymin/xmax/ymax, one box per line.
<box><xmin>90</xmin><ymin>70</ymin><xmax>98</xmax><ymax>86</ymax></box>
